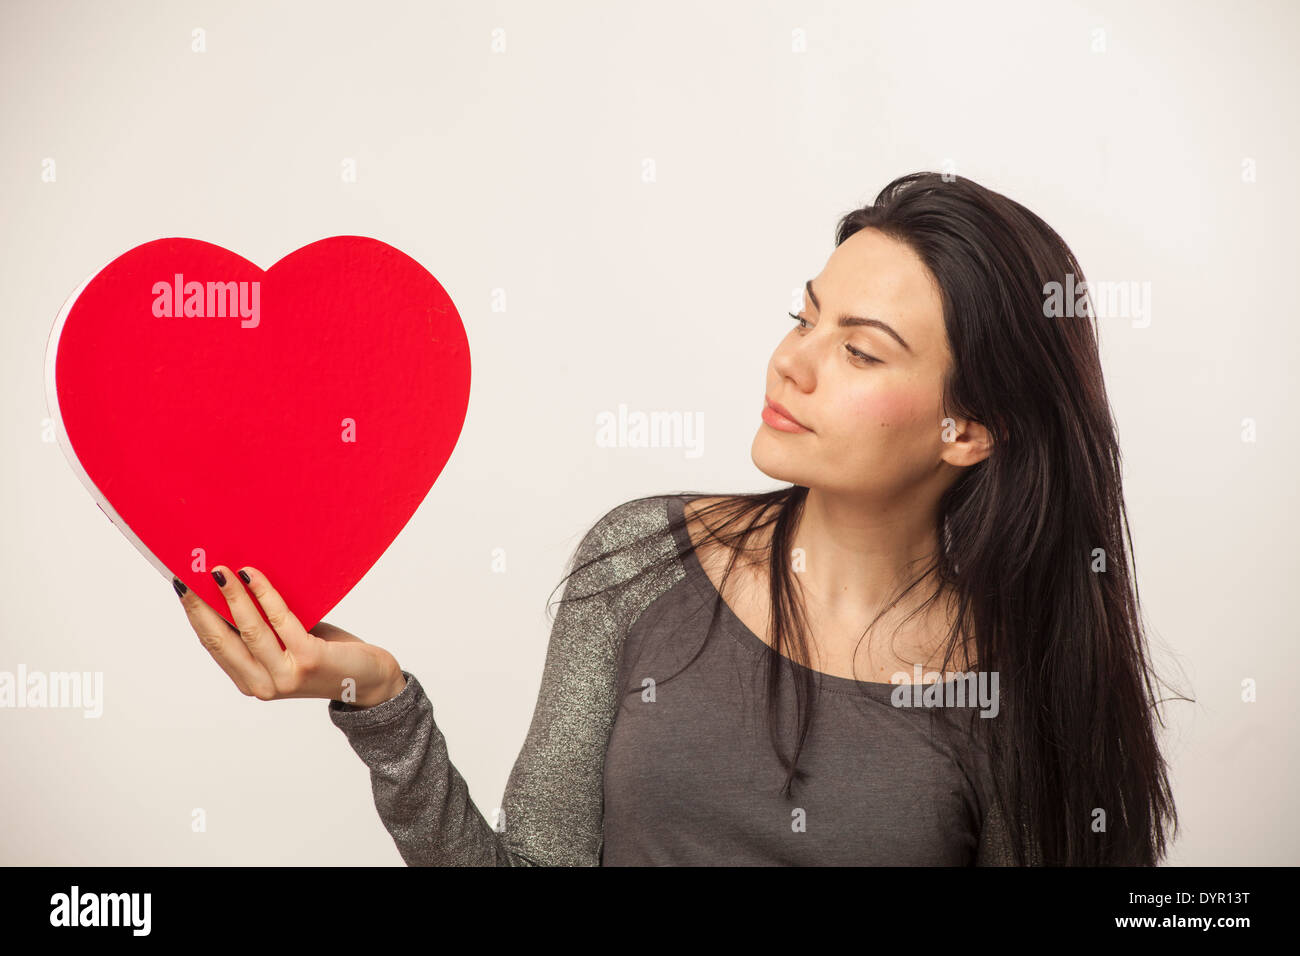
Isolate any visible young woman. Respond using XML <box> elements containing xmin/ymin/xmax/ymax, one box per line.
<box><xmin>174</xmin><ymin>172</ymin><xmax>1180</xmax><ymax>866</ymax></box>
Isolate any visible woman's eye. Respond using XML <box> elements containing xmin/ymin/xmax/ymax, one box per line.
<box><xmin>788</xmin><ymin>312</ymin><xmax>881</xmax><ymax>365</ymax></box>
<box><xmin>846</xmin><ymin>345</ymin><xmax>881</xmax><ymax>365</ymax></box>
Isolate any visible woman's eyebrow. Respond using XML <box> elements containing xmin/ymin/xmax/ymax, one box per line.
<box><xmin>806</xmin><ymin>279</ymin><xmax>912</xmax><ymax>353</ymax></box>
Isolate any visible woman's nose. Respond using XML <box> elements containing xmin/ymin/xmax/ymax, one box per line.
<box><xmin>773</xmin><ymin>336</ymin><xmax>817</xmax><ymax>387</ymax></box>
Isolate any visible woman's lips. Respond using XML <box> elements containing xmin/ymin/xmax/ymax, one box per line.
<box><xmin>762</xmin><ymin>397</ymin><xmax>812</xmax><ymax>433</ymax></box>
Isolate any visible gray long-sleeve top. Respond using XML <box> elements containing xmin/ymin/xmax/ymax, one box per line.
<box><xmin>327</xmin><ymin>493</ymin><xmax>1020</xmax><ymax>865</ymax></box>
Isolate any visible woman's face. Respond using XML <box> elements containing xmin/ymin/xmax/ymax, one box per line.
<box><xmin>752</xmin><ymin>226</ymin><xmax>982</xmax><ymax>498</ymax></box>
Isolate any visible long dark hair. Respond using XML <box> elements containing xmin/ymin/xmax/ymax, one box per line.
<box><xmin>548</xmin><ymin>171</ymin><xmax>1184</xmax><ymax>866</ymax></box>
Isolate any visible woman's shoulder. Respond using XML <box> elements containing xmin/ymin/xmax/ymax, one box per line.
<box><xmin>571</xmin><ymin>492</ymin><xmax>761</xmax><ymax>584</ymax></box>
<box><xmin>581</xmin><ymin>494</ymin><xmax>677</xmax><ymax>548</ymax></box>
<box><xmin>559</xmin><ymin>495</ymin><xmax>702</xmax><ymax>630</ymax></box>
<box><xmin>565</xmin><ymin>494</ymin><xmax>686</xmax><ymax>585</ymax></box>
<box><xmin>584</xmin><ymin>493</ymin><xmax>732</xmax><ymax>543</ymax></box>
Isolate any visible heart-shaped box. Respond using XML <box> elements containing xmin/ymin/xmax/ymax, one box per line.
<box><xmin>45</xmin><ymin>236</ymin><xmax>471</xmax><ymax>631</ymax></box>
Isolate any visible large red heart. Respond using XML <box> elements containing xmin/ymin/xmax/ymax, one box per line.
<box><xmin>45</xmin><ymin>236</ymin><xmax>471</xmax><ymax>632</ymax></box>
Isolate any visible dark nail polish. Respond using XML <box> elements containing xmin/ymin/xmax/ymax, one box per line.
<box><xmin>212</xmin><ymin>569</ymin><xmax>226</xmax><ymax>586</ymax></box>
<box><xmin>172</xmin><ymin>577</ymin><xmax>188</xmax><ymax>597</ymax></box>
<box><xmin>238</xmin><ymin>569</ymin><xmax>251</xmax><ymax>585</ymax></box>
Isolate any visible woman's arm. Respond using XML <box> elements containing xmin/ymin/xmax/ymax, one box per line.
<box><xmin>975</xmin><ymin>785</ymin><xmax>1044</xmax><ymax>866</ymax></box>
<box><xmin>327</xmin><ymin>497</ymin><xmax>682</xmax><ymax>866</ymax></box>
<box><xmin>975</xmin><ymin>798</ymin><xmax>1016</xmax><ymax>865</ymax></box>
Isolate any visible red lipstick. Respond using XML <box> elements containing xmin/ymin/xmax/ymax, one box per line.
<box><xmin>762</xmin><ymin>396</ymin><xmax>812</xmax><ymax>433</ymax></box>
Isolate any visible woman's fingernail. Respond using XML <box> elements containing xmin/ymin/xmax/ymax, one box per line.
<box><xmin>238</xmin><ymin>569</ymin><xmax>251</xmax><ymax>585</ymax></box>
<box><xmin>172</xmin><ymin>577</ymin><xmax>188</xmax><ymax>598</ymax></box>
<box><xmin>212</xmin><ymin>569</ymin><xmax>226</xmax><ymax>587</ymax></box>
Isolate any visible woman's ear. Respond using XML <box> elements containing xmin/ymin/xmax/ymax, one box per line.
<box><xmin>939</xmin><ymin>415</ymin><xmax>993</xmax><ymax>468</ymax></box>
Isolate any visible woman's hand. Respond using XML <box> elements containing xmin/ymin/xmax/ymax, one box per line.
<box><xmin>174</xmin><ymin>565</ymin><xmax>407</xmax><ymax>708</ymax></box>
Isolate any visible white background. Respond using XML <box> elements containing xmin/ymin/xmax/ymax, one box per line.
<box><xmin>1</xmin><ymin>0</ymin><xmax>1295</xmax><ymax>865</ymax></box>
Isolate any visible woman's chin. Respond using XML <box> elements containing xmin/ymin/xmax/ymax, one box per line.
<box><xmin>751</xmin><ymin>432</ymin><xmax>806</xmax><ymax>484</ymax></box>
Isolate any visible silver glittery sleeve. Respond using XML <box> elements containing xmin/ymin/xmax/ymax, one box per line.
<box><xmin>975</xmin><ymin>799</ymin><xmax>1016</xmax><ymax>865</ymax></box>
<box><xmin>326</xmin><ymin>496</ymin><xmax>684</xmax><ymax>866</ymax></box>
<box><xmin>971</xmin><ymin>730</ymin><xmax>1041</xmax><ymax>865</ymax></box>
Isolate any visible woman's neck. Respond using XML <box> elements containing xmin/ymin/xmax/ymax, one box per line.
<box><xmin>792</xmin><ymin>487</ymin><xmax>944</xmax><ymax>620</ymax></box>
